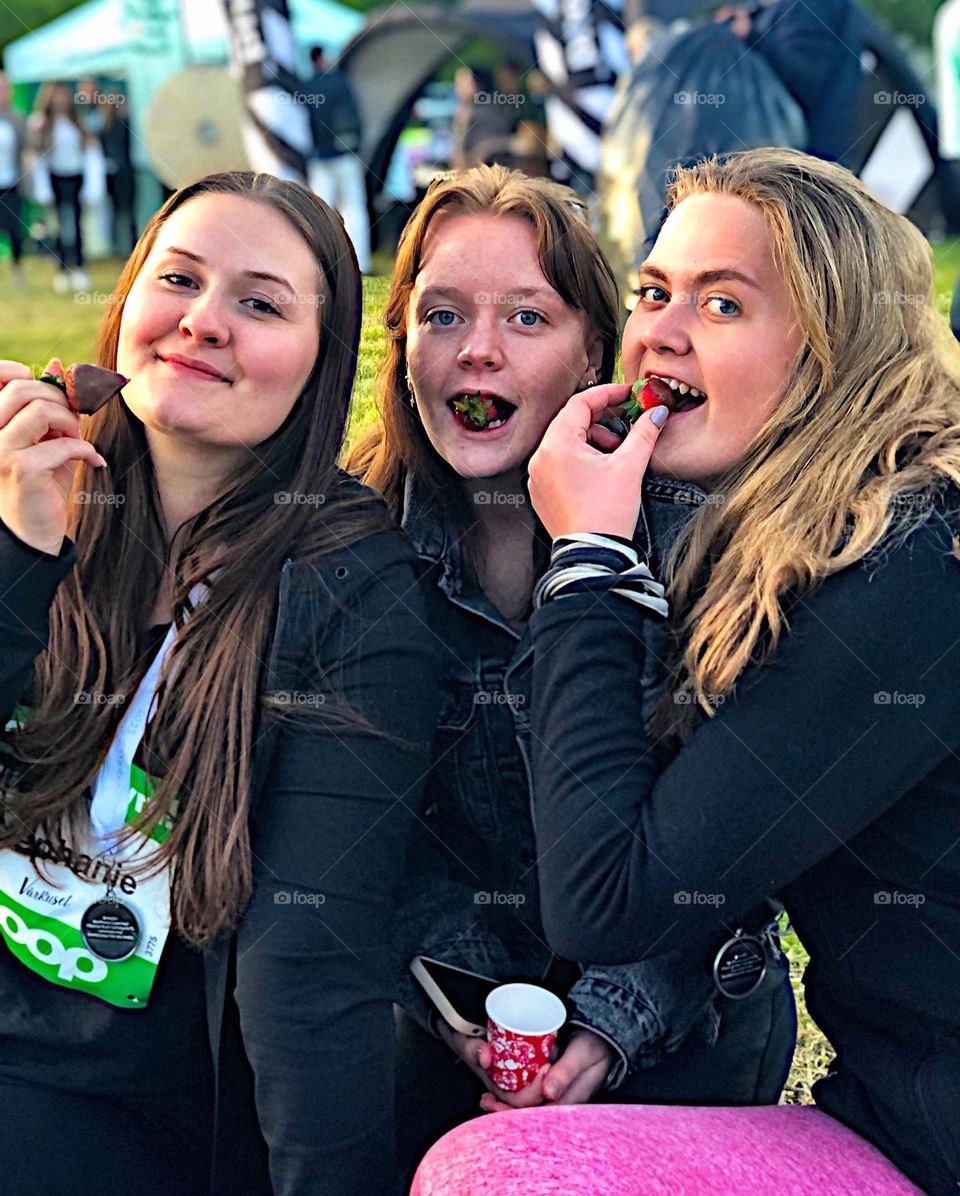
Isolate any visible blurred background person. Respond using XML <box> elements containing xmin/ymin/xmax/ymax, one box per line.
<box><xmin>714</xmin><ymin>0</ymin><xmax>862</xmax><ymax>166</ymax></box>
<box><xmin>449</xmin><ymin>66</ymin><xmax>516</xmax><ymax>170</ymax></box>
<box><xmin>100</xmin><ymin>87</ymin><xmax>137</xmax><ymax>257</ymax></box>
<box><xmin>0</xmin><ymin>70</ymin><xmax>26</xmax><ymax>287</ymax></box>
<box><xmin>305</xmin><ymin>44</ymin><xmax>370</xmax><ymax>273</ymax></box>
<box><xmin>27</xmin><ymin>82</ymin><xmax>93</xmax><ymax>293</ymax></box>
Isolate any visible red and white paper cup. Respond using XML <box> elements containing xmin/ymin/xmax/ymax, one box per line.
<box><xmin>485</xmin><ymin>982</ymin><xmax>567</xmax><ymax>1093</ymax></box>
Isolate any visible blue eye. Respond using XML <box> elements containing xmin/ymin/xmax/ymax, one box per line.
<box><xmin>636</xmin><ymin>284</ymin><xmax>669</xmax><ymax>304</ymax></box>
<box><xmin>512</xmin><ymin>310</ymin><xmax>545</xmax><ymax>327</ymax></box>
<box><xmin>426</xmin><ymin>309</ymin><xmax>459</xmax><ymax>326</ymax></box>
<box><xmin>707</xmin><ymin>296</ymin><xmax>740</xmax><ymax>317</ymax></box>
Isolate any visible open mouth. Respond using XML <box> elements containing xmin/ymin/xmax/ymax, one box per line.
<box><xmin>621</xmin><ymin>374</ymin><xmax>707</xmax><ymax>425</ymax></box>
<box><xmin>646</xmin><ymin>373</ymin><xmax>707</xmax><ymax>415</ymax></box>
<box><xmin>448</xmin><ymin>391</ymin><xmax>518</xmax><ymax>432</ymax></box>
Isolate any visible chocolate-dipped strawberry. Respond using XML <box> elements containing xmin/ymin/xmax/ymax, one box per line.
<box><xmin>37</xmin><ymin>362</ymin><xmax>128</xmax><ymax>416</ymax></box>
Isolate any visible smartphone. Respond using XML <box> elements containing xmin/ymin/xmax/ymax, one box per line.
<box><xmin>410</xmin><ymin>956</ymin><xmax>501</xmax><ymax>1038</ymax></box>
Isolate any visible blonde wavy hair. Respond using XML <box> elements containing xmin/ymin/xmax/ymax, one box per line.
<box><xmin>656</xmin><ymin>147</ymin><xmax>960</xmax><ymax>741</ymax></box>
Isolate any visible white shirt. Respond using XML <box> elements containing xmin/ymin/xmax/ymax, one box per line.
<box><xmin>0</xmin><ymin>117</ymin><xmax>18</xmax><ymax>188</ymax></box>
<box><xmin>47</xmin><ymin>115</ymin><xmax>85</xmax><ymax>177</ymax></box>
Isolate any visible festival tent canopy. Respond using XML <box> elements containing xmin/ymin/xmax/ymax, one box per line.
<box><xmin>3</xmin><ymin>0</ymin><xmax>363</xmax><ymax>82</ymax></box>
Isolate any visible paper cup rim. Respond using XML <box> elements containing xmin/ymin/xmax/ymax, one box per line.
<box><xmin>485</xmin><ymin>982</ymin><xmax>566</xmax><ymax>1036</ymax></box>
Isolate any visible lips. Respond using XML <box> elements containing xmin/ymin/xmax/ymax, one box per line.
<box><xmin>157</xmin><ymin>354</ymin><xmax>231</xmax><ymax>383</ymax></box>
<box><xmin>622</xmin><ymin>373</ymin><xmax>707</xmax><ymax>422</ymax></box>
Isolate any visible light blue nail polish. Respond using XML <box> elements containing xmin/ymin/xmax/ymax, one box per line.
<box><xmin>650</xmin><ymin>405</ymin><xmax>670</xmax><ymax>428</ymax></box>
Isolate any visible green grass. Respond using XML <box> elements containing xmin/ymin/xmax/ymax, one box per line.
<box><xmin>2</xmin><ymin>242</ymin><xmax>958</xmax><ymax>1104</ymax></box>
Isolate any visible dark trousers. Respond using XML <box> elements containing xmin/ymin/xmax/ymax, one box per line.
<box><xmin>50</xmin><ymin>171</ymin><xmax>84</xmax><ymax>269</ymax></box>
<box><xmin>107</xmin><ymin>169</ymin><xmax>137</xmax><ymax>257</ymax></box>
<box><xmin>396</xmin><ymin>963</ymin><xmax>796</xmax><ymax>1186</ymax></box>
<box><xmin>0</xmin><ymin>1078</ymin><xmax>212</xmax><ymax>1194</ymax></box>
<box><xmin>0</xmin><ymin>185</ymin><xmax>22</xmax><ymax>263</ymax></box>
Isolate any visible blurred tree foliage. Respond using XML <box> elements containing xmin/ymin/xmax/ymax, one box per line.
<box><xmin>860</xmin><ymin>0</ymin><xmax>942</xmax><ymax>47</ymax></box>
<box><xmin>1</xmin><ymin>0</ymin><xmax>946</xmax><ymax>57</ymax></box>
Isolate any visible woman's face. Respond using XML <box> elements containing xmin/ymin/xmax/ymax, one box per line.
<box><xmin>117</xmin><ymin>193</ymin><xmax>321</xmax><ymax>458</ymax></box>
<box><xmin>406</xmin><ymin>212</ymin><xmax>600</xmax><ymax>481</ymax></box>
<box><xmin>621</xmin><ymin>193</ymin><xmax>804</xmax><ymax>486</ymax></box>
<box><xmin>51</xmin><ymin>85</ymin><xmax>73</xmax><ymax>116</ymax></box>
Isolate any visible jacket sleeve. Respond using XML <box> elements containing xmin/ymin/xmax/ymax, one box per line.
<box><xmin>0</xmin><ymin>522</ymin><xmax>75</xmax><ymax>724</ymax></box>
<box><xmin>530</xmin><ymin>512</ymin><xmax>960</xmax><ymax>964</ymax></box>
<box><xmin>234</xmin><ymin>539</ymin><xmax>440</xmax><ymax>1196</ymax></box>
<box><xmin>566</xmin><ymin>951</ymin><xmax>719</xmax><ymax>1089</ymax></box>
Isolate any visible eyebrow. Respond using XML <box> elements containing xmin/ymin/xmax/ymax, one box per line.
<box><xmin>159</xmin><ymin>247</ymin><xmax>295</xmax><ymax>293</ymax></box>
<box><xmin>417</xmin><ymin>284</ymin><xmax>557</xmax><ymax>302</ymax></box>
<box><xmin>639</xmin><ymin>263</ymin><xmax>761</xmax><ymax>291</ymax></box>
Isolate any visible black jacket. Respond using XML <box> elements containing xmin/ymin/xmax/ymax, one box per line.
<box><xmin>0</xmin><ymin>485</ymin><xmax>439</xmax><ymax>1196</ymax></box>
<box><xmin>530</xmin><ymin>489</ymin><xmax>960</xmax><ymax>1195</ymax></box>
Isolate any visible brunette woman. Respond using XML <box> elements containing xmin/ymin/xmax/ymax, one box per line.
<box><xmin>0</xmin><ymin>171</ymin><xmax>437</xmax><ymax>1196</ymax></box>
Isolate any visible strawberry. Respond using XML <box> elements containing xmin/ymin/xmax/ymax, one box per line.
<box><xmin>36</xmin><ymin>360</ymin><xmax>128</xmax><ymax>416</ymax></box>
<box><xmin>621</xmin><ymin>376</ymin><xmax>674</xmax><ymax>423</ymax></box>
<box><xmin>452</xmin><ymin>391</ymin><xmax>499</xmax><ymax>431</ymax></box>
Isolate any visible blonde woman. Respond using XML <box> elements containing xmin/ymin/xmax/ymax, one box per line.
<box><xmin>412</xmin><ymin>148</ymin><xmax>960</xmax><ymax>1194</ymax></box>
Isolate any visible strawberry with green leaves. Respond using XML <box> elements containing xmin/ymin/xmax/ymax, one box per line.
<box><xmin>451</xmin><ymin>390</ymin><xmax>499</xmax><ymax>432</ymax></box>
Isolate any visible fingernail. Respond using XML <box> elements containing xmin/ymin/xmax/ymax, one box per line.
<box><xmin>543</xmin><ymin>1084</ymin><xmax>557</xmax><ymax>1099</ymax></box>
<box><xmin>650</xmin><ymin>405</ymin><xmax>670</xmax><ymax>428</ymax></box>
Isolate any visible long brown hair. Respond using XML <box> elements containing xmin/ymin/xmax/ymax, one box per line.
<box><xmin>2</xmin><ymin>171</ymin><xmax>388</xmax><ymax>947</ymax></box>
<box><xmin>652</xmin><ymin>148</ymin><xmax>960</xmax><ymax>741</ymax></box>
<box><xmin>343</xmin><ymin>165</ymin><xmax>620</xmax><ymax>558</ymax></box>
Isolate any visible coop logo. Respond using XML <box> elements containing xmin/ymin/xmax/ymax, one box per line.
<box><xmin>0</xmin><ymin>902</ymin><xmax>107</xmax><ymax>983</ymax></box>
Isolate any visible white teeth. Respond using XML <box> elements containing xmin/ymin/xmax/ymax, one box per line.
<box><xmin>668</xmin><ymin>378</ymin><xmax>680</xmax><ymax>390</ymax></box>
<box><xmin>487</xmin><ymin>419</ymin><xmax>504</xmax><ymax>429</ymax></box>
<box><xmin>678</xmin><ymin>382</ymin><xmax>689</xmax><ymax>395</ymax></box>
<box><xmin>690</xmin><ymin>387</ymin><xmax>702</xmax><ymax>399</ymax></box>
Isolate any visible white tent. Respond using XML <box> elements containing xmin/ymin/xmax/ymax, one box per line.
<box><xmin>3</xmin><ymin>0</ymin><xmax>363</xmax><ymax>82</ymax></box>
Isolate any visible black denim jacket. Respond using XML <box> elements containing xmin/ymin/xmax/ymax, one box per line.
<box><xmin>397</xmin><ymin>470</ymin><xmax>786</xmax><ymax>1087</ymax></box>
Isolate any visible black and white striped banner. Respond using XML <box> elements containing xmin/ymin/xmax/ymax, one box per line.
<box><xmin>531</xmin><ymin>0</ymin><xmax>629</xmax><ymax>188</ymax></box>
<box><xmin>221</xmin><ymin>0</ymin><xmax>312</xmax><ymax>181</ymax></box>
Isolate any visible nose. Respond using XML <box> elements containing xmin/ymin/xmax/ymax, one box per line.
<box><xmin>457</xmin><ymin>312</ymin><xmax>503</xmax><ymax>372</ymax></box>
<box><xmin>634</xmin><ymin>296</ymin><xmax>692</xmax><ymax>359</ymax></box>
<box><xmin>177</xmin><ymin>291</ymin><xmax>230</xmax><ymax>347</ymax></box>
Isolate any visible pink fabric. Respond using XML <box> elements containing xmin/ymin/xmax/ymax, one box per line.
<box><xmin>410</xmin><ymin>1104</ymin><xmax>923</xmax><ymax>1195</ymax></box>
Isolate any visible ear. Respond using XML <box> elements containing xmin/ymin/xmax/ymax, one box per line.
<box><xmin>580</xmin><ymin>329</ymin><xmax>605</xmax><ymax>388</ymax></box>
